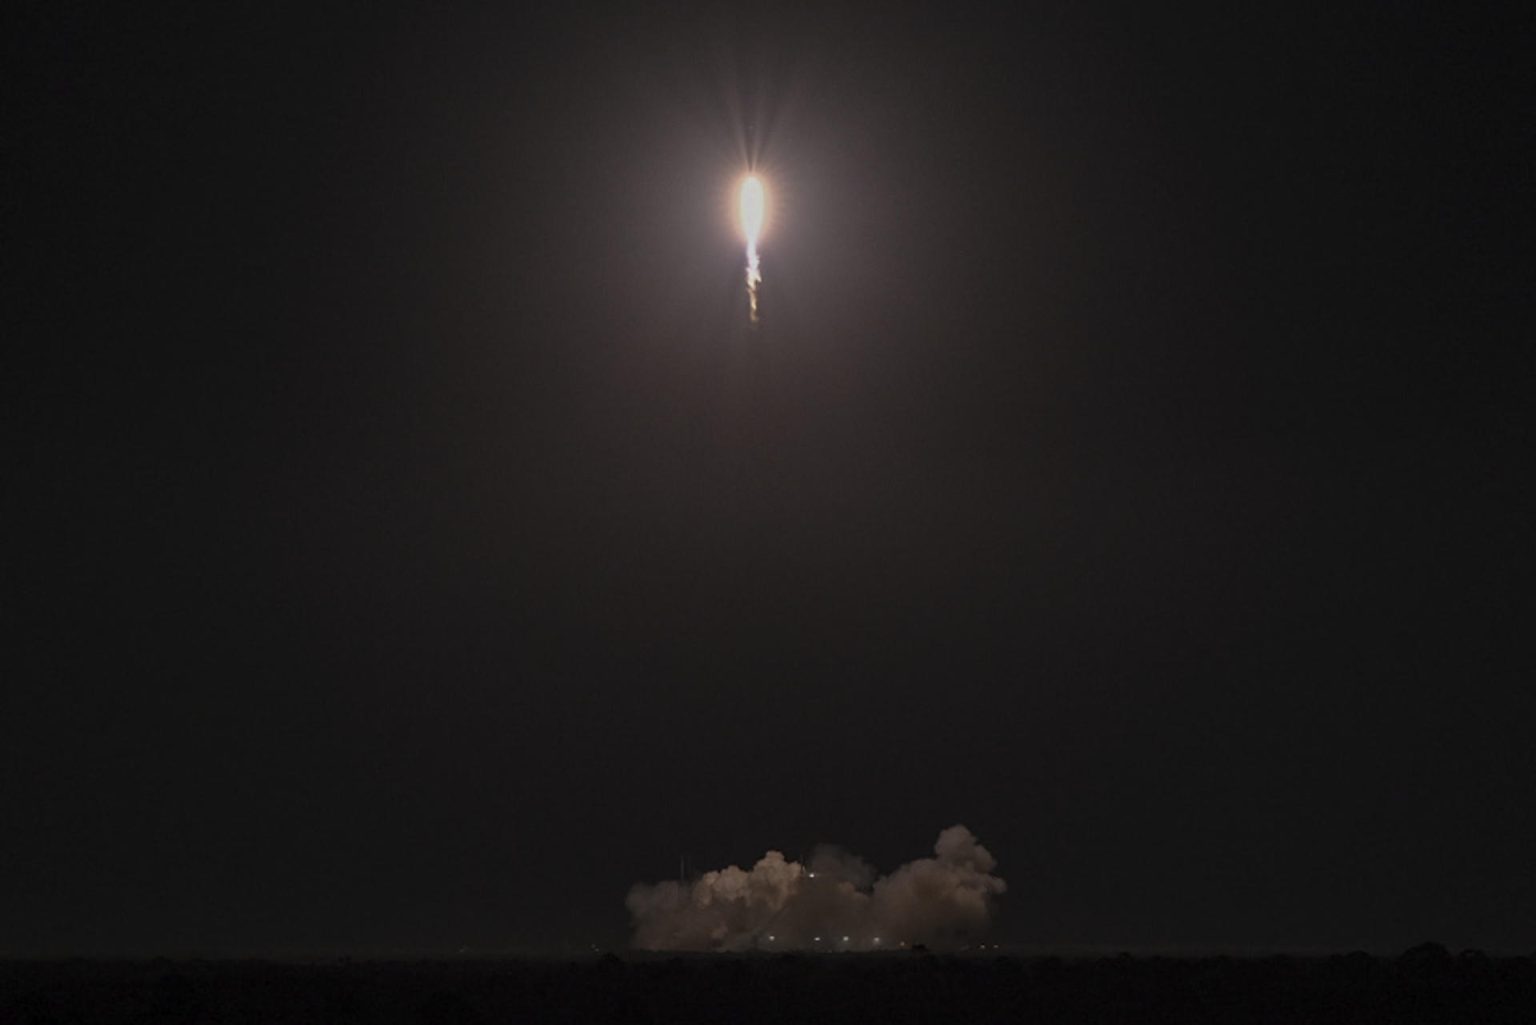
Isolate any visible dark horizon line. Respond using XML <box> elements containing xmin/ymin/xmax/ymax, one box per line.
<box><xmin>4</xmin><ymin>942</ymin><xmax>1527</xmax><ymax>962</ymax></box>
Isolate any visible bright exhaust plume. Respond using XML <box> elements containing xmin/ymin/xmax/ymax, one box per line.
<box><xmin>740</xmin><ymin>175</ymin><xmax>765</xmax><ymax>324</ymax></box>
<box><xmin>740</xmin><ymin>175</ymin><xmax>765</xmax><ymax>244</ymax></box>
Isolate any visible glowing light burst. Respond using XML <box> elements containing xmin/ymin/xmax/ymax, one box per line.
<box><xmin>739</xmin><ymin>175</ymin><xmax>765</xmax><ymax>324</ymax></box>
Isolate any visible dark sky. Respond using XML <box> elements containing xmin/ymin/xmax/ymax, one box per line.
<box><xmin>6</xmin><ymin>3</ymin><xmax>1531</xmax><ymax>955</ymax></box>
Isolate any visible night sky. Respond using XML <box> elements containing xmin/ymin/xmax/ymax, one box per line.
<box><xmin>7</xmin><ymin>4</ymin><xmax>1532</xmax><ymax>956</ymax></box>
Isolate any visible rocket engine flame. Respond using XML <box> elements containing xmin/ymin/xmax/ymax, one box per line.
<box><xmin>740</xmin><ymin>175</ymin><xmax>765</xmax><ymax>324</ymax></box>
<box><xmin>740</xmin><ymin>175</ymin><xmax>765</xmax><ymax>243</ymax></box>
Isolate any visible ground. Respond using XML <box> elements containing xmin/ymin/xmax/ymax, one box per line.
<box><xmin>5</xmin><ymin>948</ymin><xmax>1534</xmax><ymax>1024</ymax></box>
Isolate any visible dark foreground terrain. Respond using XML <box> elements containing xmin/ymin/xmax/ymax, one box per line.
<box><xmin>5</xmin><ymin>947</ymin><xmax>1533</xmax><ymax>1024</ymax></box>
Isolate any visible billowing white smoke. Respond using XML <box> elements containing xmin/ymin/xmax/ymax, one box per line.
<box><xmin>626</xmin><ymin>825</ymin><xmax>1006</xmax><ymax>951</ymax></box>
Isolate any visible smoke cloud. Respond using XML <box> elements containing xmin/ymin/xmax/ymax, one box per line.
<box><xmin>626</xmin><ymin>825</ymin><xmax>1006</xmax><ymax>952</ymax></box>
